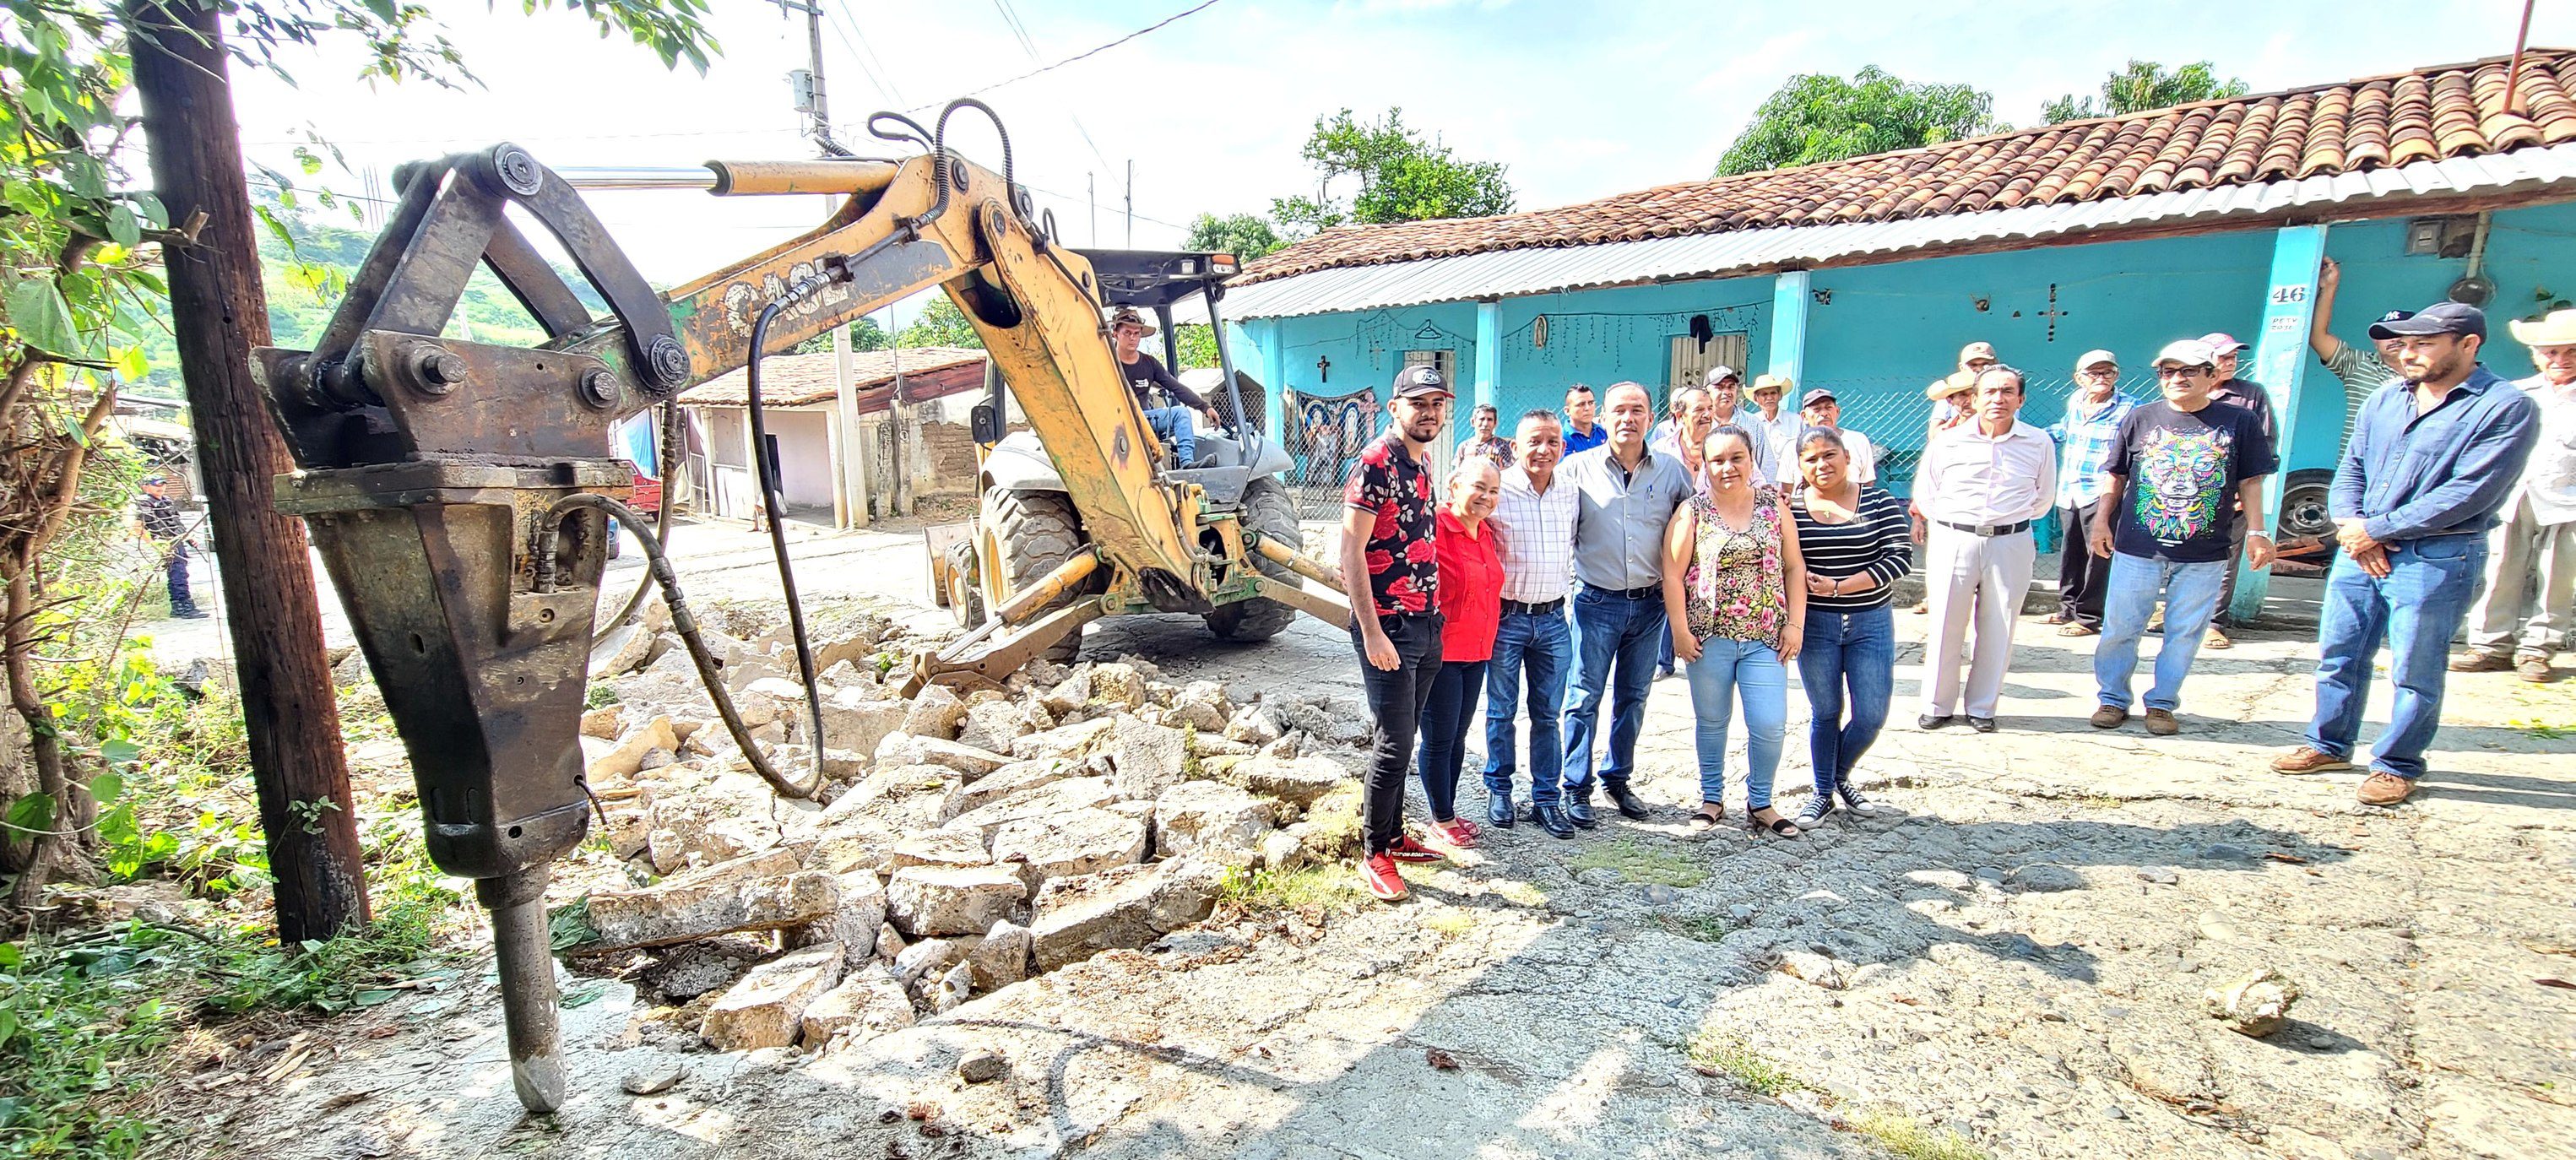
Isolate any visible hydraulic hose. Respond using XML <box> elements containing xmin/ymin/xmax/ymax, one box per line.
<box><xmin>593</xmin><ymin>399</ymin><xmax>683</xmax><ymax>649</ymax></box>
<box><xmin>540</xmin><ymin>492</ymin><xmax>820</xmax><ymax>800</ymax></box>
<box><xmin>742</xmin><ymin>295</ymin><xmax>832</xmax><ymax>791</ymax></box>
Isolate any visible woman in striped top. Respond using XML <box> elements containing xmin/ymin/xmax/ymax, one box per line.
<box><xmin>1788</xmin><ymin>427</ymin><xmax>1912</xmax><ymax>829</ymax></box>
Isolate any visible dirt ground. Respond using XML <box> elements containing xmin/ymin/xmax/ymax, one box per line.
<box><xmin>139</xmin><ymin>517</ymin><xmax>2576</xmax><ymax>1160</ymax></box>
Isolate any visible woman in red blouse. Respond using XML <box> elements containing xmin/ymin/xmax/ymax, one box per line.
<box><xmin>1415</xmin><ymin>458</ymin><xmax>1505</xmax><ymax>848</ymax></box>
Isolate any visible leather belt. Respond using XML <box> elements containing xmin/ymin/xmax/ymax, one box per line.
<box><xmin>1588</xmin><ymin>584</ymin><xmax>1660</xmax><ymax>600</ymax></box>
<box><xmin>1501</xmin><ymin>598</ymin><xmax>1565</xmax><ymax>616</ymax></box>
<box><xmin>1936</xmin><ymin>518</ymin><xmax>2032</xmax><ymax>537</ymax></box>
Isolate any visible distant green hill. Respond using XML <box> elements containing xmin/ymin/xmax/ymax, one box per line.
<box><xmin>126</xmin><ymin>204</ymin><xmax>610</xmax><ymax>391</ymax></box>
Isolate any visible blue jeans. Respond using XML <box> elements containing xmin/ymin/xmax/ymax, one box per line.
<box><xmin>2094</xmin><ymin>553</ymin><xmax>2226</xmax><ymax>713</ymax></box>
<box><xmin>1145</xmin><ymin>406</ymin><xmax>1197</xmax><ymax>465</ymax></box>
<box><xmin>1483</xmin><ymin>607</ymin><xmax>1570</xmax><ymax>806</ymax></box>
<box><xmin>163</xmin><ymin>544</ymin><xmax>199</xmax><ymax>615</ymax></box>
<box><xmin>1415</xmin><ymin>659</ymin><xmax>1486</xmax><ymax>823</ymax></box>
<box><xmin>2308</xmin><ymin>535</ymin><xmax>2486</xmax><ymax>780</ymax></box>
<box><xmin>1684</xmin><ymin>637</ymin><xmax>1787</xmax><ymax>809</ymax></box>
<box><xmin>1796</xmin><ymin>605</ymin><xmax>1893</xmax><ymax>799</ymax></box>
<box><xmin>1560</xmin><ymin>587</ymin><xmax>1665</xmax><ymax>798</ymax></box>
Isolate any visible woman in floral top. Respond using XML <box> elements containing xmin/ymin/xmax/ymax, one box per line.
<box><xmin>1662</xmin><ymin>426</ymin><xmax>1808</xmax><ymax>836</ymax></box>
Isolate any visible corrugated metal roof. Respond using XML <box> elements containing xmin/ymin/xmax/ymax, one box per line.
<box><xmin>1224</xmin><ymin>143</ymin><xmax>2576</xmax><ymax>321</ymax></box>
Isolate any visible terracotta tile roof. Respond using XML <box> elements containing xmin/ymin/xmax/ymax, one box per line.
<box><xmin>1239</xmin><ymin>49</ymin><xmax>2576</xmax><ymax>285</ymax></box>
<box><xmin>680</xmin><ymin>346</ymin><xmax>985</xmax><ymax>407</ymax></box>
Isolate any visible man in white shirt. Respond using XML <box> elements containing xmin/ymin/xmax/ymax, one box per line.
<box><xmin>1742</xmin><ymin>374</ymin><xmax>1796</xmax><ymax>483</ymax></box>
<box><xmin>1482</xmin><ymin>409</ymin><xmax>1582</xmax><ymax>837</ymax></box>
<box><xmin>1913</xmin><ymin>367</ymin><xmax>2058</xmax><ymax>732</ymax></box>
<box><xmin>2457</xmin><ymin>308</ymin><xmax>2576</xmax><ymax>682</ymax></box>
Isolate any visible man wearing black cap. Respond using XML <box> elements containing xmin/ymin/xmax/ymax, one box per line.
<box><xmin>2308</xmin><ymin>258</ymin><xmax>2406</xmax><ymax>404</ymax></box>
<box><xmin>133</xmin><ymin>475</ymin><xmax>204</xmax><ymax>620</ymax></box>
<box><xmin>2272</xmin><ymin>301</ymin><xmax>2540</xmax><ymax>806</ymax></box>
<box><xmin>1340</xmin><ymin>364</ymin><xmax>1454</xmax><ymax>901</ymax></box>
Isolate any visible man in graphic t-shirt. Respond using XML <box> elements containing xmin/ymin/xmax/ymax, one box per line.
<box><xmin>1109</xmin><ymin>306</ymin><xmax>1217</xmax><ymax>467</ymax></box>
<box><xmin>2087</xmin><ymin>339</ymin><xmax>2278</xmax><ymax>735</ymax></box>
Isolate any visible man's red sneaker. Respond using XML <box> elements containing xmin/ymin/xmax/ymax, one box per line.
<box><xmin>1385</xmin><ymin>833</ymin><xmax>1446</xmax><ymax>863</ymax></box>
<box><xmin>1359</xmin><ymin>852</ymin><xmax>1408</xmax><ymax>902</ymax></box>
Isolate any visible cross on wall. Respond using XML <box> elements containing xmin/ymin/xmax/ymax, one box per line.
<box><xmin>2036</xmin><ymin>283</ymin><xmax>2071</xmax><ymax>342</ymax></box>
<box><xmin>1316</xmin><ymin>355</ymin><xmax>1330</xmax><ymax>383</ymax></box>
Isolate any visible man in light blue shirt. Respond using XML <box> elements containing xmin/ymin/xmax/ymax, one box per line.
<box><xmin>1557</xmin><ymin>382</ymin><xmax>1695</xmax><ymax>827</ymax></box>
<box><xmin>2272</xmin><ymin>302</ymin><xmax>2539</xmax><ymax>806</ymax></box>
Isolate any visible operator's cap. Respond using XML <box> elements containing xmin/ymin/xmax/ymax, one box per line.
<box><xmin>1958</xmin><ymin>340</ymin><xmax>1998</xmax><ymax>364</ymax></box>
<box><xmin>141</xmin><ymin>474</ymin><xmax>167</xmax><ymax>485</ymax></box>
<box><xmin>2153</xmin><ymin>339</ymin><xmax>2219</xmax><ymax>368</ymax></box>
<box><xmin>2198</xmin><ymin>332</ymin><xmax>2249</xmax><ymax>355</ymax></box>
<box><xmin>1391</xmin><ymin>364</ymin><xmax>1452</xmax><ymax>400</ymax></box>
<box><xmin>1750</xmin><ymin>373</ymin><xmax>1792</xmax><ymax>395</ymax></box>
<box><xmin>1106</xmin><ymin>306</ymin><xmax>1156</xmax><ymax>335</ymax></box>
<box><xmin>1701</xmin><ymin>364</ymin><xmax>1740</xmax><ymax>387</ymax></box>
<box><xmin>2076</xmin><ymin>349</ymin><xmax>2118</xmax><ymax>370</ymax></box>
<box><xmin>1801</xmin><ymin>387</ymin><xmax>1837</xmax><ymax>407</ymax></box>
<box><xmin>2371</xmin><ymin>301</ymin><xmax>2486</xmax><ymax>340</ymax></box>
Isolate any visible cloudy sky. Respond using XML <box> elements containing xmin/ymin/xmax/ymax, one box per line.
<box><xmin>225</xmin><ymin>0</ymin><xmax>2573</xmax><ymax>320</ymax></box>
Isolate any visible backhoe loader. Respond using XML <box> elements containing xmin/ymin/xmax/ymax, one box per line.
<box><xmin>247</xmin><ymin>103</ymin><xmax>1348</xmax><ymax>1113</ymax></box>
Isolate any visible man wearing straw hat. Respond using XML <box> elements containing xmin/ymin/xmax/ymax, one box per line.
<box><xmin>1109</xmin><ymin>306</ymin><xmax>1217</xmax><ymax>468</ymax></box>
<box><xmin>2454</xmin><ymin>307</ymin><xmax>2576</xmax><ymax>682</ymax></box>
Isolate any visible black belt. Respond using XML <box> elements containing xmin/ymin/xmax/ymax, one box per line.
<box><xmin>1935</xmin><ymin>518</ymin><xmax>2032</xmax><ymax>537</ymax></box>
<box><xmin>1586</xmin><ymin>584</ymin><xmax>1659</xmax><ymax>600</ymax></box>
<box><xmin>1501</xmin><ymin>598</ymin><xmax>1564</xmax><ymax>616</ymax></box>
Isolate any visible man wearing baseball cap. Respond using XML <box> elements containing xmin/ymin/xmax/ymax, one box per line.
<box><xmin>2194</xmin><ymin>332</ymin><xmax>2276</xmax><ymax>648</ymax></box>
<box><xmin>2454</xmin><ymin>307</ymin><xmax>2576</xmax><ymax>682</ymax></box>
<box><xmin>2047</xmin><ymin>350</ymin><xmax>2134</xmax><ymax>636</ymax></box>
<box><xmin>1776</xmin><ymin>388</ymin><xmax>1876</xmax><ymax>491</ymax></box>
<box><xmin>1340</xmin><ymin>363</ymin><xmax>1455</xmax><ymax>900</ymax></box>
<box><xmin>2273</xmin><ymin>301</ymin><xmax>2540</xmax><ymax>805</ymax></box>
<box><xmin>2308</xmin><ymin>257</ymin><xmax>2406</xmax><ymax>405</ymax></box>
<box><xmin>134</xmin><ymin>474</ymin><xmax>204</xmax><ymax>620</ymax></box>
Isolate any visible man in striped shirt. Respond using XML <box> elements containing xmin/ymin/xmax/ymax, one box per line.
<box><xmin>2047</xmin><ymin>350</ymin><xmax>2133</xmax><ymax>636</ymax></box>
<box><xmin>1482</xmin><ymin>409</ymin><xmax>1581</xmax><ymax>838</ymax></box>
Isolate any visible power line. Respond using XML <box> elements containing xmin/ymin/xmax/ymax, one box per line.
<box><xmin>987</xmin><ymin>0</ymin><xmax>1115</xmax><ymax>177</ymax></box>
<box><xmin>902</xmin><ymin>0</ymin><xmax>1224</xmax><ymax>114</ymax></box>
<box><xmin>825</xmin><ymin>1</ymin><xmax>905</xmax><ymax>106</ymax></box>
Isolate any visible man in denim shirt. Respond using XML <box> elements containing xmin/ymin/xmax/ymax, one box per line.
<box><xmin>2272</xmin><ymin>302</ymin><xmax>2541</xmax><ymax>805</ymax></box>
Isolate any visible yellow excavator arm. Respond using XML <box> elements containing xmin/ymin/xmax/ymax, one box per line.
<box><xmin>247</xmin><ymin>114</ymin><xmax>1344</xmax><ymax>1114</ymax></box>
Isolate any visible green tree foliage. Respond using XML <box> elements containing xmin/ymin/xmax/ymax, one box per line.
<box><xmin>898</xmin><ymin>295</ymin><xmax>983</xmax><ymax>350</ymax></box>
<box><xmin>1181</xmin><ymin>212</ymin><xmax>1282</xmax><ymax>260</ymax></box>
<box><xmin>1270</xmin><ymin>107</ymin><xmax>1514</xmax><ymax>236</ymax></box>
<box><xmin>1715</xmin><ymin>67</ymin><xmax>2004</xmax><ymax>176</ymax></box>
<box><xmin>2042</xmin><ymin>60</ymin><xmax>2250</xmax><ymax>123</ymax></box>
<box><xmin>788</xmin><ymin>316</ymin><xmax>891</xmax><ymax>356</ymax></box>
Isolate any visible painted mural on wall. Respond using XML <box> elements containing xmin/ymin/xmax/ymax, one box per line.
<box><xmin>1284</xmin><ymin>386</ymin><xmax>1381</xmax><ymax>491</ymax></box>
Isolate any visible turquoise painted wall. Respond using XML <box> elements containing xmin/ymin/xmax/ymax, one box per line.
<box><xmin>1239</xmin><ymin>199</ymin><xmax>2576</xmax><ymax>491</ymax></box>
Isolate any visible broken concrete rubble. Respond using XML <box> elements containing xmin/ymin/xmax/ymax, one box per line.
<box><xmin>784</xmin><ymin>871</ymin><xmax>887</xmax><ymax>966</ymax></box>
<box><xmin>587</xmin><ymin>848</ymin><xmax>841</xmax><ymax>951</ymax></box>
<box><xmin>588</xmin><ymin>715</ymin><xmax>679</xmax><ymax>781</ymax></box>
<box><xmin>800</xmin><ymin>965</ymin><xmax>913</xmax><ymax>1048</ymax></box>
<box><xmin>1028</xmin><ymin>858</ymin><xmax>1225</xmax><ymax>971</ymax></box>
<box><xmin>945</xmin><ymin>776</ymin><xmax>1118</xmax><ymax>837</ymax></box>
<box><xmin>1104</xmin><ymin>717</ymin><xmax>1188</xmax><ymax>800</ymax></box>
<box><xmin>902</xmin><ymin>683</ymin><xmax>967</xmax><ymax>740</ymax></box>
<box><xmin>1152</xmin><ymin>781</ymin><xmax>1276</xmax><ymax>867</ymax></box>
<box><xmin>700</xmin><ymin>942</ymin><xmax>843</xmax><ymax>1052</ymax></box>
<box><xmin>885</xmin><ymin>864</ymin><xmax>1027</xmax><ymax>938</ymax></box>
<box><xmin>990</xmin><ymin>807</ymin><xmax>1148</xmax><ymax>886</ymax></box>
<box><xmin>874</xmin><ymin>732</ymin><xmax>1013</xmax><ymax>778</ymax></box>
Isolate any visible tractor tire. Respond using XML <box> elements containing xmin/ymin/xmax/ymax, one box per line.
<box><xmin>984</xmin><ymin>487</ymin><xmax>1088</xmax><ymax>663</ymax></box>
<box><xmin>1203</xmin><ymin>477</ymin><xmax>1304</xmax><ymax>643</ymax></box>
<box><xmin>2277</xmin><ymin>469</ymin><xmax>2336</xmax><ymax>544</ymax></box>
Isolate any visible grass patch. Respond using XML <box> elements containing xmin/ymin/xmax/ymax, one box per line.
<box><xmin>1566</xmin><ymin>838</ymin><xmax>1706</xmax><ymax>888</ymax></box>
<box><xmin>1487</xmin><ymin>880</ymin><xmax>1548</xmax><ymax>908</ymax></box>
<box><xmin>1687</xmin><ymin>1031</ymin><xmax>1807</xmax><ymax>1096</ymax></box>
<box><xmin>1656</xmin><ymin>913</ymin><xmax>1733</xmax><ymax>942</ymax></box>
<box><xmin>1848</xmin><ymin>1110</ymin><xmax>1990</xmax><ymax>1160</ymax></box>
<box><xmin>2509</xmin><ymin>718</ymin><xmax>2572</xmax><ymax>740</ymax></box>
<box><xmin>1421</xmin><ymin>910</ymin><xmax>1474</xmax><ymax>936</ymax></box>
<box><xmin>1300</xmin><ymin>783</ymin><xmax>1363</xmax><ymax>862</ymax></box>
<box><xmin>1217</xmin><ymin>865</ymin><xmax>1368</xmax><ymax>915</ymax></box>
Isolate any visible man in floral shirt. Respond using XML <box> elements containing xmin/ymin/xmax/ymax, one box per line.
<box><xmin>1340</xmin><ymin>364</ymin><xmax>1453</xmax><ymax>902</ymax></box>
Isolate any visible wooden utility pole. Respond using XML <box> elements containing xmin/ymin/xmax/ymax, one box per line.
<box><xmin>126</xmin><ymin>0</ymin><xmax>369</xmax><ymax>940</ymax></box>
